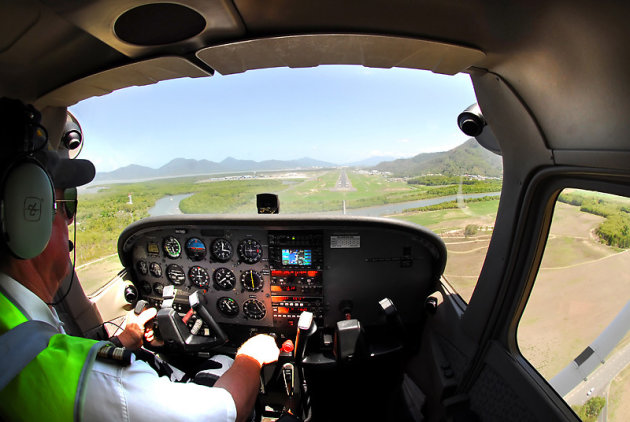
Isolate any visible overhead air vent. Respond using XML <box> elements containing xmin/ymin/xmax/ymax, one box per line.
<box><xmin>114</xmin><ymin>3</ymin><xmax>206</xmax><ymax>46</ymax></box>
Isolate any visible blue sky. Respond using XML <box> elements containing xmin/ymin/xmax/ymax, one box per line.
<box><xmin>70</xmin><ymin>66</ymin><xmax>476</xmax><ymax>173</ymax></box>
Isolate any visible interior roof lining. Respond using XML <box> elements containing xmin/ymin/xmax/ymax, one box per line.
<box><xmin>35</xmin><ymin>56</ymin><xmax>210</xmax><ymax>108</ymax></box>
<box><xmin>197</xmin><ymin>34</ymin><xmax>485</xmax><ymax>76</ymax></box>
<box><xmin>35</xmin><ymin>34</ymin><xmax>485</xmax><ymax>107</ymax></box>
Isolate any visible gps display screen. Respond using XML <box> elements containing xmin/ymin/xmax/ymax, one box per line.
<box><xmin>281</xmin><ymin>248</ymin><xmax>312</xmax><ymax>266</ymax></box>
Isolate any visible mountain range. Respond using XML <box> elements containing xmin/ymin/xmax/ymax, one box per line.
<box><xmin>93</xmin><ymin>157</ymin><xmax>337</xmax><ymax>182</ymax></box>
<box><xmin>372</xmin><ymin>138</ymin><xmax>502</xmax><ymax>177</ymax></box>
<box><xmin>93</xmin><ymin>139</ymin><xmax>501</xmax><ymax>182</ymax></box>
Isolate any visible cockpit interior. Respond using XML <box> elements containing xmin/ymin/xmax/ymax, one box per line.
<box><xmin>3</xmin><ymin>1</ymin><xmax>630</xmax><ymax>421</ymax></box>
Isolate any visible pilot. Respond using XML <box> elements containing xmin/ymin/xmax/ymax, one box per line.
<box><xmin>0</xmin><ymin>98</ymin><xmax>279</xmax><ymax>422</ymax></box>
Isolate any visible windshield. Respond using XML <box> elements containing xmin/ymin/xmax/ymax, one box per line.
<box><xmin>70</xmin><ymin>66</ymin><xmax>501</xmax><ymax>301</ymax></box>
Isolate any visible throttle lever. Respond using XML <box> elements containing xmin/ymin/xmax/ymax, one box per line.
<box><xmin>295</xmin><ymin>311</ymin><xmax>316</xmax><ymax>362</ymax></box>
<box><xmin>378</xmin><ymin>297</ymin><xmax>407</xmax><ymax>345</ymax></box>
<box><xmin>134</xmin><ymin>299</ymin><xmax>149</xmax><ymax>315</ymax></box>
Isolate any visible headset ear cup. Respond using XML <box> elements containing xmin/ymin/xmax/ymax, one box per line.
<box><xmin>1</xmin><ymin>161</ymin><xmax>54</xmax><ymax>259</ymax></box>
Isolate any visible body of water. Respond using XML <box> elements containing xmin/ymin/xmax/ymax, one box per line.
<box><xmin>148</xmin><ymin>193</ymin><xmax>193</xmax><ymax>216</ymax></box>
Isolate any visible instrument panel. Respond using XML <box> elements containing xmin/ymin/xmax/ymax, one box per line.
<box><xmin>118</xmin><ymin>216</ymin><xmax>446</xmax><ymax>341</ymax></box>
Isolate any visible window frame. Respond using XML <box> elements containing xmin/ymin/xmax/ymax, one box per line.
<box><xmin>502</xmin><ymin>168</ymin><xmax>630</xmax><ymax>415</ymax></box>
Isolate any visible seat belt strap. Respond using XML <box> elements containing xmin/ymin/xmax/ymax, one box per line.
<box><xmin>0</xmin><ymin>320</ymin><xmax>58</xmax><ymax>390</ymax></box>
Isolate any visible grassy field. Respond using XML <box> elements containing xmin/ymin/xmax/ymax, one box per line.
<box><xmin>76</xmin><ymin>170</ymin><xmax>499</xmax><ymax>267</ymax></box>
<box><xmin>518</xmin><ymin>203</ymin><xmax>630</xmax><ymax>382</ymax></box>
<box><xmin>76</xmin><ymin>255</ymin><xmax>122</xmax><ymax>296</ymax></box>
<box><xmin>609</xmin><ymin>359</ymin><xmax>630</xmax><ymax>420</ymax></box>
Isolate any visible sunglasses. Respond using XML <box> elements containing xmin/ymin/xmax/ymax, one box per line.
<box><xmin>54</xmin><ymin>187</ymin><xmax>77</xmax><ymax>220</ymax></box>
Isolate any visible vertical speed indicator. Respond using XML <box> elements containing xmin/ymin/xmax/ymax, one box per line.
<box><xmin>241</xmin><ymin>270</ymin><xmax>263</xmax><ymax>292</ymax></box>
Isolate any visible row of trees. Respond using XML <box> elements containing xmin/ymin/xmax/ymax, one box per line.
<box><xmin>407</xmin><ymin>174</ymin><xmax>501</xmax><ymax>187</ymax></box>
<box><xmin>558</xmin><ymin>192</ymin><xmax>630</xmax><ymax>249</ymax></box>
<box><xmin>402</xmin><ymin>194</ymin><xmax>499</xmax><ymax>213</ymax></box>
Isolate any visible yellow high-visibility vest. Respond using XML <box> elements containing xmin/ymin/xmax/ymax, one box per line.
<box><xmin>0</xmin><ymin>291</ymin><xmax>104</xmax><ymax>421</ymax></box>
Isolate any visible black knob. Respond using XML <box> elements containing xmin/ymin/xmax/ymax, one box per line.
<box><xmin>63</xmin><ymin>130</ymin><xmax>82</xmax><ymax>150</ymax></box>
<box><xmin>457</xmin><ymin>103</ymin><xmax>486</xmax><ymax>137</ymax></box>
<box><xmin>425</xmin><ymin>296</ymin><xmax>438</xmax><ymax>314</ymax></box>
<box><xmin>124</xmin><ymin>285</ymin><xmax>138</xmax><ymax>304</ymax></box>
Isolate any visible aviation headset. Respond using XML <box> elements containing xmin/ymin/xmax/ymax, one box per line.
<box><xmin>0</xmin><ymin>98</ymin><xmax>55</xmax><ymax>260</ymax></box>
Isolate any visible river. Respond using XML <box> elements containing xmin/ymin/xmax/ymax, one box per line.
<box><xmin>148</xmin><ymin>192</ymin><xmax>500</xmax><ymax>217</ymax></box>
<box><xmin>148</xmin><ymin>193</ymin><xmax>194</xmax><ymax>216</ymax></box>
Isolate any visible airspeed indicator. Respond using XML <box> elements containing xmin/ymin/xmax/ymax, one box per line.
<box><xmin>163</xmin><ymin>236</ymin><xmax>182</xmax><ymax>259</ymax></box>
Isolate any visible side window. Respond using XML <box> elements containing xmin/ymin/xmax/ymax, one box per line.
<box><xmin>74</xmin><ymin>188</ymin><xmax>127</xmax><ymax>296</ymax></box>
<box><xmin>518</xmin><ymin>189</ymin><xmax>630</xmax><ymax>421</ymax></box>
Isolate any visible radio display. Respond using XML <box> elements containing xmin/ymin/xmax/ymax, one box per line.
<box><xmin>281</xmin><ymin>248</ymin><xmax>312</xmax><ymax>266</ymax></box>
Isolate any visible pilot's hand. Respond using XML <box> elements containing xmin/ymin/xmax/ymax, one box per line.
<box><xmin>144</xmin><ymin>324</ymin><xmax>164</xmax><ymax>347</ymax></box>
<box><xmin>116</xmin><ymin>307</ymin><xmax>158</xmax><ymax>350</ymax></box>
<box><xmin>236</xmin><ymin>334</ymin><xmax>280</xmax><ymax>368</ymax></box>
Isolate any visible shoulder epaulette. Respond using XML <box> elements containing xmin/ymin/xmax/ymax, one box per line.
<box><xmin>96</xmin><ymin>344</ymin><xmax>133</xmax><ymax>366</ymax></box>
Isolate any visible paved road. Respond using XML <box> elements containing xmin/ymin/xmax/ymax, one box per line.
<box><xmin>565</xmin><ymin>342</ymin><xmax>630</xmax><ymax>406</ymax></box>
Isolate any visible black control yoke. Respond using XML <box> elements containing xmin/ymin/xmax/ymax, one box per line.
<box><xmin>156</xmin><ymin>290</ymin><xmax>228</xmax><ymax>352</ymax></box>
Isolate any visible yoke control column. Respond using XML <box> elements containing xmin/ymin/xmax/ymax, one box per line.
<box><xmin>156</xmin><ymin>287</ymin><xmax>228</xmax><ymax>352</ymax></box>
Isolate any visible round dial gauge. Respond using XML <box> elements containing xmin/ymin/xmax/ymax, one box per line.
<box><xmin>217</xmin><ymin>297</ymin><xmax>239</xmax><ymax>317</ymax></box>
<box><xmin>153</xmin><ymin>282</ymin><xmax>164</xmax><ymax>296</ymax></box>
<box><xmin>185</xmin><ymin>237</ymin><xmax>206</xmax><ymax>261</ymax></box>
<box><xmin>140</xmin><ymin>281</ymin><xmax>152</xmax><ymax>295</ymax></box>
<box><xmin>137</xmin><ymin>260</ymin><xmax>148</xmax><ymax>275</ymax></box>
<box><xmin>238</xmin><ymin>239</ymin><xmax>263</xmax><ymax>264</ymax></box>
<box><xmin>163</xmin><ymin>236</ymin><xmax>182</xmax><ymax>259</ymax></box>
<box><xmin>211</xmin><ymin>238</ymin><xmax>233</xmax><ymax>262</ymax></box>
<box><xmin>166</xmin><ymin>264</ymin><xmax>186</xmax><ymax>285</ymax></box>
<box><xmin>189</xmin><ymin>266</ymin><xmax>210</xmax><ymax>288</ymax></box>
<box><xmin>243</xmin><ymin>299</ymin><xmax>266</xmax><ymax>320</ymax></box>
<box><xmin>149</xmin><ymin>262</ymin><xmax>162</xmax><ymax>278</ymax></box>
<box><xmin>241</xmin><ymin>270</ymin><xmax>263</xmax><ymax>292</ymax></box>
<box><xmin>213</xmin><ymin>267</ymin><xmax>236</xmax><ymax>291</ymax></box>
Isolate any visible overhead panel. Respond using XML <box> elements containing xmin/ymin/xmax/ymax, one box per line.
<box><xmin>197</xmin><ymin>34</ymin><xmax>486</xmax><ymax>76</ymax></box>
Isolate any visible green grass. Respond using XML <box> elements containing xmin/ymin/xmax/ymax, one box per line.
<box><xmin>76</xmin><ymin>177</ymin><xmax>204</xmax><ymax>265</ymax></box>
<box><xmin>394</xmin><ymin>199</ymin><xmax>500</xmax><ymax>231</ymax></box>
<box><xmin>180</xmin><ymin>179</ymin><xmax>288</xmax><ymax>213</ymax></box>
<box><xmin>75</xmin><ymin>173</ymin><xmax>500</xmax><ymax>267</ymax></box>
<box><xmin>278</xmin><ymin>171</ymin><xmax>423</xmax><ymax>213</ymax></box>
